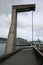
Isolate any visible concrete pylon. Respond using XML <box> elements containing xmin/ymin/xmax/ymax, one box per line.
<box><xmin>5</xmin><ymin>8</ymin><xmax>17</xmax><ymax>54</ymax></box>
<box><xmin>5</xmin><ymin>4</ymin><xmax>35</xmax><ymax>54</ymax></box>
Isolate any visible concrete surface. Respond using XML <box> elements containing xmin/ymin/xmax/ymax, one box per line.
<box><xmin>0</xmin><ymin>49</ymin><xmax>39</xmax><ymax>65</ymax></box>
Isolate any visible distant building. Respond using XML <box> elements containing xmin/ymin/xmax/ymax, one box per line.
<box><xmin>0</xmin><ymin>37</ymin><xmax>31</xmax><ymax>46</ymax></box>
<box><xmin>16</xmin><ymin>37</ymin><xmax>31</xmax><ymax>46</ymax></box>
<box><xmin>0</xmin><ymin>37</ymin><xmax>43</xmax><ymax>48</ymax></box>
<box><xmin>0</xmin><ymin>37</ymin><xmax>7</xmax><ymax>43</ymax></box>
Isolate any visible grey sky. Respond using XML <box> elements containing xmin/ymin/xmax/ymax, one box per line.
<box><xmin>0</xmin><ymin>0</ymin><xmax>43</xmax><ymax>41</ymax></box>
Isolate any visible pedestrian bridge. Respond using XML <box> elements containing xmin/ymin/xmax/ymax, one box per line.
<box><xmin>0</xmin><ymin>48</ymin><xmax>39</xmax><ymax>65</ymax></box>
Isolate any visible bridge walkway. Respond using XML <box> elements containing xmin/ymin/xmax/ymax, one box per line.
<box><xmin>0</xmin><ymin>48</ymin><xmax>39</xmax><ymax>65</ymax></box>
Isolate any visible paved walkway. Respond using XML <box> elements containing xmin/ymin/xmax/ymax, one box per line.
<box><xmin>0</xmin><ymin>49</ymin><xmax>39</xmax><ymax>65</ymax></box>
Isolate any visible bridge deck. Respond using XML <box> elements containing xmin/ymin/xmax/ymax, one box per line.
<box><xmin>0</xmin><ymin>49</ymin><xmax>39</xmax><ymax>65</ymax></box>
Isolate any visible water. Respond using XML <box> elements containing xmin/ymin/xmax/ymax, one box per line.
<box><xmin>0</xmin><ymin>43</ymin><xmax>6</xmax><ymax>56</ymax></box>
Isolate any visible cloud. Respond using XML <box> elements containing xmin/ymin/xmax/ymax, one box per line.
<box><xmin>0</xmin><ymin>14</ymin><xmax>11</xmax><ymax>29</ymax></box>
<box><xmin>17</xmin><ymin>12</ymin><xmax>32</xmax><ymax>29</ymax></box>
<box><xmin>0</xmin><ymin>0</ymin><xmax>43</xmax><ymax>41</ymax></box>
<box><xmin>0</xmin><ymin>0</ymin><xmax>25</xmax><ymax>15</ymax></box>
<box><xmin>0</xmin><ymin>14</ymin><xmax>11</xmax><ymax>38</ymax></box>
<box><xmin>17</xmin><ymin>27</ymin><xmax>32</xmax><ymax>41</ymax></box>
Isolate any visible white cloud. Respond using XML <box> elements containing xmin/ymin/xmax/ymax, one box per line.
<box><xmin>0</xmin><ymin>14</ymin><xmax>11</xmax><ymax>29</ymax></box>
<box><xmin>17</xmin><ymin>12</ymin><xmax>32</xmax><ymax>28</ymax></box>
<box><xmin>17</xmin><ymin>27</ymin><xmax>32</xmax><ymax>41</ymax></box>
<box><xmin>0</xmin><ymin>0</ymin><xmax>43</xmax><ymax>41</ymax></box>
<box><xmin>0</xmin><ymin>14</ymin><xmax>11</xmax><ymax>38</ymax></box>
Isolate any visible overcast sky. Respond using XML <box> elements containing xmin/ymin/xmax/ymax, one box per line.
<box><xmin>0</xmin><ymin>0</ymin><xmax>43</xmax><ymax>41</ymax></box>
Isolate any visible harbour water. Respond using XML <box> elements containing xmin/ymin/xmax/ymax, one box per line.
<box><xmin>0</xmin><ymin>43</ymin><xmax>6</xmax><ymax>56</ymax></box>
